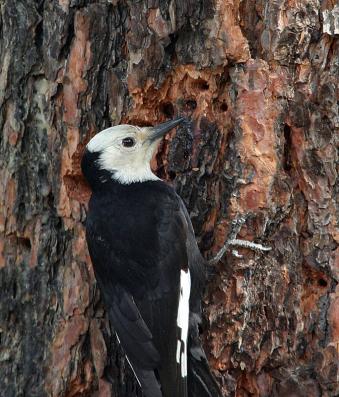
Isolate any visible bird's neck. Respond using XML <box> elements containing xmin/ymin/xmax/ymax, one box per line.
<box><xmin>81</xmin><ymin>149</ymin><xmax>159</xmax><ymax>191</ymax></box>
<box><xmin>112</xmin><ymin>164</ymin><xmax>159</xmax><ymax>185</ymax></box>
<box><xmin>81</xmin><ymin>150</ymin><xmax>111</xmax><ymax>190</ymax></box>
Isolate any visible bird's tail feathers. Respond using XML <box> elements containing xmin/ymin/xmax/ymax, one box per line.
<box><xmin>187</xmin><ymin>347</ymin><xmax>222</xmax><ymax>397</ymax></box>
<box><xmin>133</xmin><ymin>367</ymin><xmax>162</xmax><ymax>397</ymax></box>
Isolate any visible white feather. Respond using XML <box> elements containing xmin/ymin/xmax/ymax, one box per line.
<box><xmin>112</xmin><ymin>164</ymin><xmax>159</xmax><ymax>184</ymax></box>
<box><xmin>176</xmin><ymin>269</ymin><xmax>191</xmax><ymax>377</ymax></box>
<box><xmin>87</xmin><ymin>125</ymin><xmax>138</xmax><ymax>152</ymax></box>
<box><xmin>176</xmin><ymin>340</ymin><xmax>181</xmax><ymax>362</ymax></box>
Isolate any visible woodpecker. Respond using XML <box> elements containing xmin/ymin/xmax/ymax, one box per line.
<box><xmin>81</xmin><ymin>118</ymin><xmax>222</xmax><ymax>397</ymax></box>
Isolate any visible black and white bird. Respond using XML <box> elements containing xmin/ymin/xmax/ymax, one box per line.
<box><xmin>81</xmin><ymin>118</ymin><xmax>222</xmax><ymax>397</ymax></box>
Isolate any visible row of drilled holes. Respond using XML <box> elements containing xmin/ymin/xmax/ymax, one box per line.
<box><xmin>159</xmin><ymin>100</ymin><xmax>228</xmax><ymax>117</ymax></box>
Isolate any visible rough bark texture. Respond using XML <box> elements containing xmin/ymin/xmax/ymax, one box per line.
<box><xmin>0</xmin><ymin>1</ymin><xmax>338</xmax><ymax>396</ymax></box>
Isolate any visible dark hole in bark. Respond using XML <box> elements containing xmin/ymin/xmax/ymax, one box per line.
<box><xmin>18</xmin><ymin>237</ymin><xmax>31</xmax><ymax>251</ymax></box>
<box><xmin>168</xmin><ymin>171</ymin><xmax>176</xmax><ymax>181</ymax></box>
<box><xmin>34</xmin><ymin>20</ymin><xmax>44</xmax><ymax>49</ymax></box>
<box><xmin>220</xmin><ymin>102</ymin><xmax>228</xmax><ymax>112</ymax></box>
<box><xmin>60</xmin><ymin>17</ymin><xmax>75</xmax><ymax>60</ymax></box>
<box><xmin>164</xmin><ymin>33</ymin><xmax>178</xmax><ymax>57</ymax></box>
<box><xmin>318</xmin><ymin>278</ymin><xmax>327</xmax><ymax>287</ymax></box>
<box><xmin>185</xmin><ymin>99</ymin><xmax>197</xmax><ymax>110</ymax></box>
<box><xmin>193</xmin><ymin>78</ymin><xmax>209</xmax><ymax>91</ymax></box>
<box><xmin>283</xmin><ymin>124</ymin><xmax>292</xmax><ymax>172</ymax></box>
<box><xmin>160</xmin><ymin>102</ymin><xmax>175</xmax><ymax>118</ymax></box>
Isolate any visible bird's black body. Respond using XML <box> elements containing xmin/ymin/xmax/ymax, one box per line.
<box><xmin>82</xmin><ymin>122</ymin><xmax>222</xmax><ymax>397</ymax></box>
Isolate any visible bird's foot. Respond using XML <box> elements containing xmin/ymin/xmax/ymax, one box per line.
<box><xmin>228</xmin><ymin>238</ymin><xmax>271</xmax><ymax>252</ymax></box>
<box><xmin>208</xmin><ymin>216</ymin><xmax>271</xmax><ymax>265</ymax></box>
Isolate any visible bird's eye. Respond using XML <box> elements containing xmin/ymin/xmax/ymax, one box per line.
<box><xmin>122</xmin><ymin>137</ymin><xmax>136</xmax><ymax>148</ymax></box>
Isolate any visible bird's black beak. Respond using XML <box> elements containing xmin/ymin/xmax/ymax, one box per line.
<box><xmin>147</xmin><ymin>117</ymin><xmax>185</xmax><ymax>143</ymax></box>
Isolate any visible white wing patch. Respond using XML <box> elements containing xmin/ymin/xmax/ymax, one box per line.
<box><xmin>176</xmin><ymin>269</ymin><xmax>191</xmax><ymax>377</ymax></box>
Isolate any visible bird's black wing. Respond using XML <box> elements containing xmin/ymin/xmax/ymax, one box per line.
<box><xmin>177</xmin><ymin>196</ymin><xmax>223</xmax><ymax>397</ymax></box>
<box><xmin>177</xmin><ymin>197</ymin><xmax>206</xmax><ymax>313</ymax></box>
<box><xmin>87</xmin><ymin>224</ymin><xmax>164</xmax><ymax>397</ymax></box>
<box><xmin>86</xmin><ymin>227</ymin><xmax>161</xmax><ymax>370</ymax></box>
<box><xmin>86</xmin><ymin>182</ymin><xmax>191</xmax><ymax>397</ymax></box>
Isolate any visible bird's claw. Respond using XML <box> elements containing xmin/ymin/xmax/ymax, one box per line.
<box><xmin>208</xmin><ymin>215</ymin><xmax>271</xmax><ymax>265</ymax></box>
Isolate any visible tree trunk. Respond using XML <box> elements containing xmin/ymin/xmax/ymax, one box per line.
<box><xmin>0</xmin><ymin>1</ymin><xmax>338</xmax><ymax>396</ymax></box>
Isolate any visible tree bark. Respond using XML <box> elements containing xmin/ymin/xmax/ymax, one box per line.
<box><xmin>0</xmin><ymin>1</ymin><xmax>338</xmax><ymax>396</ymax></box>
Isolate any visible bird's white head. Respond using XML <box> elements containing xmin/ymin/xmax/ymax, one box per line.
<box><xmin>84</xmin><ymin>118</ymin><xmax>184</xmax><ymax>185</ymax></box>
